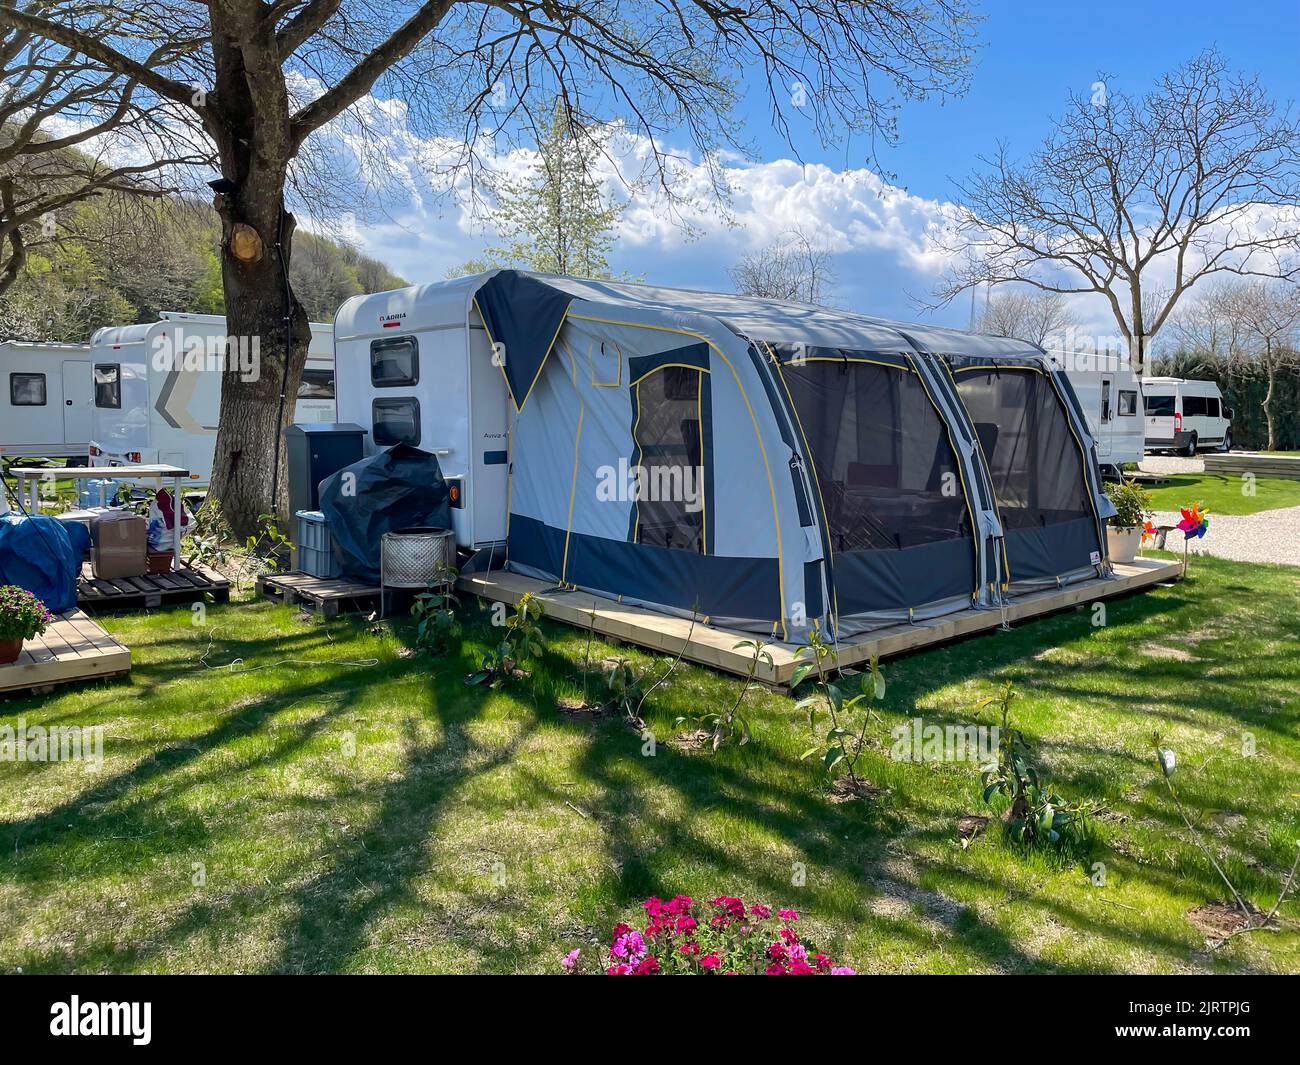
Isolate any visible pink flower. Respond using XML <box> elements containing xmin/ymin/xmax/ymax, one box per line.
<box><xmin>831</xmin><ymin>966</ymin><xmax>856</xmax><ymax>975</ymax></box>
<box><xmin>812</xmin><ymin>953</ymin><xmax>832</xmax><ymax>972</ymax></box>
<box><xmin>608</xmin><ymin>964</ymin><xmax>630</xmax><ymax>975</ymax></box>
<box><xmin>789</xmin><ymin>961</ymin><xmax>815</xmax><ymax>975</ymax></box>
<box><xmin>611</xmin><ymin>929</ymin><xmax>647</xmax><ymax>961</ymax></box>
<box><xmin>765</xmin><ymin>963</ymin><xmax>788</xmax><ymax>975</ymax></box>
<box><xmin>767</xmin><ymin>943</ymin><xmax>788</xmax><ymax>961</ymax></box>
<box><xmin>699</xmin><ymin>954</ymin><xmax>721</xmax><ymax>970</ymax></box>
<box><xmin>632</xmin><ymin>956</ymin><xmax>660</xmax><ymax>975</ymax></box>
<box><xmin>561</xmin><ymin>949</ymin><xmax>581</xmax><ymax>971</ymax></box>
<box><xmin>749</xmin><ymin>904</ymin><xmax>771</xmax><ymax>919</ymax></box>
<box><xmin>675</xmin><ymin>915</ymin><xmax>697</xmax><ymax>934</ymax></box>
<box><xmin>643</xmin><ymin>896</ymin><xmax>665</xmax><ymax>917</ymax></box>
<box><xmin>778</xmin><ymin>909</ymin><xmax>799</xmax><ymax>921</ymax></box>
<box><xmin>680</xmin><ymin>941</ymin><xmax>700</xmax><ymax>956</ymax></box>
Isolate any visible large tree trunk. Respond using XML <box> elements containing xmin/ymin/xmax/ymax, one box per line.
<box><xmin>203</xmin><ymin>13</ymin><xmax>308</xmax><ymax>538</ymax></box>
<box><xmin>206</xmin><ymin>190</ymin><xmax>311</xmax><ymax>536</ymax></box>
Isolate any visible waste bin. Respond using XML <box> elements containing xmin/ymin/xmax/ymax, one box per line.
<box><xmin>283</xmin><ymin>423</ymin><xmax>368</xmax><ymax>525</ymax></box>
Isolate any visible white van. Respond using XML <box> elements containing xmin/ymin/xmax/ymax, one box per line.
<box><xmin>0</xmin><ymin>340</ymin><xmax>93</xmax><ymax>462</ymax></box>
<box><xmin>1048</xmin><ymin>350</ymin><xmax>1145</xmax><ymax>474</ymax></box>
<box><xmin>1141</xmin><ymin>377</ymin><xmax>1233</xmax><ymax>455</ymax></box>
<box><xmin>89</xmin><ymin>312</ymin><xmax>336</xmax><ymax>486</ymax></box>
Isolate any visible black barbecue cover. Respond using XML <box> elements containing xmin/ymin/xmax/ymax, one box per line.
<box><xmin>317</xmin><ymin>443</ymin><xmax>453</xmax><ymax>583</ymax></box>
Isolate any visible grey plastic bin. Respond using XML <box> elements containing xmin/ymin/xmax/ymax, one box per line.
<box><xmin>294</xmin><ymin>510</ymin><xmax>342</xmax><ymax>578</ymax></box>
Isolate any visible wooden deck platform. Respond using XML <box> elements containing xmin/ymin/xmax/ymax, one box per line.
<box><xmin>256</xmin><ymin>572</ymin><xmax>382</xmax><ymax>617</ymax></box>
<box><xmin>0</xmin><ymin>610</ymin><xmax>131</xmax><ymax>696</ymax></box>
<box><xmin>458</xmin><ymin>557</ymin><xmax>1184</xmax><ymax>687</ymax></box>
<box><xmin>78</xmin><ymin>562</ymin><xmax>231</xmax><ymax>611</ymax></box>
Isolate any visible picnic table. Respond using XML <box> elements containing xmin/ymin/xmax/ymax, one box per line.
<box><xmin>9</xmin><ymin>465</ymin><xmax>190</xmax><ymax>572</ymax></box>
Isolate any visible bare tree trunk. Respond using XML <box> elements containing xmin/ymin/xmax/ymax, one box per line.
<box><xmin>1263</xmin><ymin>353</ymin><xmax>1279</xmax><ymax>452</ymax></box>
<box><xmin>202</xmin><ymin>16</ymin><xmax>309</xmax><ymax>537</ymax></box>
<box><xmin>206</xmin><ymin>193</ymin><xmax>310</xmax><ymax>534</ymax></box>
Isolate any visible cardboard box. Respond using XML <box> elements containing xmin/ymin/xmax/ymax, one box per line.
<box><xmin>91</xmin><ymin>512</ymin><xmax>148</xmax><ymax>580</ymax></box>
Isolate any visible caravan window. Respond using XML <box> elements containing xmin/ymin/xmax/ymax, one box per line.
<box><xmin>781</xmin><ymin>359</ymin><xmax>971</xmax><ymax>552</ymax></box>
<box><xmin>372</xmin><ymin>397</ymin><xmax>420</xmax><ymax>447</ymax></box>
<box><xmin>631</xmin><ymin>366</ymin><xmax>707</xmax><ymax>553</ymax></box>
<box><xmin>298</xmin><ymin>367</ymin><xmax>335</xmax><ymax>399</ymax></box>
<box><xmin>10</xmin><ymin>372</ymin><xmax>46</xmax><ymax>406</ymax></box>
<box><xmin>1144</xmin><ymin>394</ymin><xmax>1174</xmax><ymax>416</ymax></box>
<box><xmin>1117</xmin><ymin>390</ymin><xmax>1138</xmax><ymax>416</ymax></box>
<box><xmin>94</xmin><ymin>364</ymin><xmax>121</xmax><ymax>408</ymax></box>
<box><xmin>371</xmin><ymin>336</ymin><xmax>418</xmax><ymax>386</ymax></box>
<box><xmin>1184</xmin><ymin>395</ymin><xmax>1209</xmax><ymax>417</ymax></box>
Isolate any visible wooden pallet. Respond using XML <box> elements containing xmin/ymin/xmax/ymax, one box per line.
<box><xmin>458</xmin><ymin>557</ymin><xmax>1185</xmax><ymax>687</ymax></box>
<box><xmin>256</xmin><ymin>572</ymin><xmax>382</xmax><ymax>617</ymax></box>
<box><xmin>0</xmin><ymin>610</ymin><xmax>131</xmax><ymax>696</ymax></box>
<box><xmin>77</xmin><ymin>562</ymin><xmax>231</xmax><ymax>611</ymax></box>
<box><xmin>1203</xmin><ymin>453</ymin><xmax>1300</xmax><ymax>481</ymax></box>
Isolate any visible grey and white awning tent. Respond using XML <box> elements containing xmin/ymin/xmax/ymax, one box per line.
<box><xmin>334</xmin><ymin>270</ymin><xmax>1117</xmax><ymax>640</ymax></box>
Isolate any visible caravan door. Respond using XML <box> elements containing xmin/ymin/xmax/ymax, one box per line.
<box><xmin>1095</xmin><ymin>374</ymin><xmax>1113</xmax><ymax>460</ymax></box>
<box><xmin>62</xmin><ymin>360</ymin><xmax>93</xmax><ymax>446</ymax></box>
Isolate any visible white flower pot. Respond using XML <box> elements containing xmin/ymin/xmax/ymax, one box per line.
<box><xmin>1107</xmin><ymin>525</ymin><xmax>1140</xmax><ymax>564</ymax></box>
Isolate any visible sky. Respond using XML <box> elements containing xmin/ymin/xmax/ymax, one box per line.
<box><xmin>327</xmin><ymin>0</ymin><xmax>1300</xmax><ymax>341</ymax></box>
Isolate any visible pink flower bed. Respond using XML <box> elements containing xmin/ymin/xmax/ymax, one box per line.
<box><xmin>561</xmin><ymin>895</ymin><xmax>855</xmax><ymax>975</ymax></box>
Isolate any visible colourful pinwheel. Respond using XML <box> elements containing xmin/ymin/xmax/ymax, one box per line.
<box><xmin>1141</xmin><ymin>520</ymin><xmax>1158</xmax><ymax>545</ymax></box>
<box><xmin>1176</xmin><ymin>502</ymin><xmax>1210</xmax><ymax>539</ymax></box>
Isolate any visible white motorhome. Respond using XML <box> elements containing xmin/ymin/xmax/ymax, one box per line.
<box><xmin>88</xmin><ymin>311</ymin><xmax>336</xmax><ymax>486</ymax></box>
<box><xmin>1047</xmin><ymin>350</ymin><xmax>1145</xmax><ymax>475</ymax></box>
<box><xmin>0</xmin><ymin>340</ymin><xmax>93</xmax><ymax>462</ymax></box>
<box><xmin>1141</xmin><ymin>377</ymin><xmax>1232</xmax><ymax>456</ymax></box>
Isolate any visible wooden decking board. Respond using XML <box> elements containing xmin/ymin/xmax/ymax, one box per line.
<box><xmin>0</xmin><ymin>610</ymin><xmax>131</xmax><ymax>695</ymax></box>
<box><xmin>457</xmin><ymin>557</ymin><xmax>1183</xmax><ymax>686</ymax></box>
<box><xmin>1203</xmin><ymin>454</ymin><xmax>1300</xmax><ymax>481</ymax></box>
<box><xmin>76</xmin><ymin>562</ymin><xmax>231</xmax><ymax>611</ymax></box>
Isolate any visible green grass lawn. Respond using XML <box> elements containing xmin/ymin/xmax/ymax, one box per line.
<box><xmin>1144</xmin><ymin>473</ymin><xmax>1300</xmax><ymax>515</ymax></box>
<box><xmin>1</xmin><ymin>555</ymin><xmax>1297</xmax><ymax>974</ymax></box>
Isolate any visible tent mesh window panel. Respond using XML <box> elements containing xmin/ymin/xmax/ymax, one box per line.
<box><xmin>782</xmin><ymin>360</ymin><xmax>969</xmax><ymax>552</ymax></box>
<box><xmin>954</xmin><ymin>369</ymin><xmax>1093</xmax><ymax>530</ymax></box>
<box><xmin>632</xmin><ymin>365</ymin><xmax>705</xmax><ymax>553</ymax></box>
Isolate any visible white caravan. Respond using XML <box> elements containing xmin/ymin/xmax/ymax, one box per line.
<box><xmin>1141</xmin><ymin>377</ymin><xmax>1232</xmax><ymax>456</ymax></box>
<box><xmin>89</xmin><ymin>311</ymin><xmax>335</xmax><ymax>486</ymax></box>
<box><xmin>0</xmin><ymin>340</ymin><xmax>93</xmax><ymax>462</ymax></box>
<box><xmin>1047</xmin><ymin>350</ymin><xmax>1145</xmax><ymax>474</ymax></box>
<box><xmin>332</xmin><ymin>282</ymin><xmax>509</xmax><ymax>551</ymax></box>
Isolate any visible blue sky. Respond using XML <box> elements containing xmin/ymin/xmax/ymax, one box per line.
<box><xmin>338</xmin><ymin>1</ymin><xmax>1300</xmax><ymax>338</ymax></box>
<box><xmin>753</xmin><ymin>0</ymin><xmax>1300</xmax><ymax>203</ymax></box>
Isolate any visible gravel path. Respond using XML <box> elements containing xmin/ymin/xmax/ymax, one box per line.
<box><xmin>1137</xmin><ymin>454</ymin><xmax>1300</xmax><ymax>566</ymax></box>
<box><xmin>1139</xmin><ymin>454</ymin><xmax>1204</xmax><ymax>476</ymax></box>
<box><xmin>1149</xmin><ymin>505</ymin><xmax>1300</xmax><ymax>567</ymax></box>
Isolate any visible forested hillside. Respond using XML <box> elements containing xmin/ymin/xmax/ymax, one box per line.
<box><xmin>0</xmin><ymin>195</ymin><xmax>406</xmax><ymax>342</ymax></box>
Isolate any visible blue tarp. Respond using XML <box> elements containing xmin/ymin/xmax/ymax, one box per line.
<box><xmin>0</xmin><ymin>514</ymin><xmax>79</xmax><ymax>613</ymax></box>
<box><xmin>317</xmin><ymin>444</ymin><xmax>453</xmax><ymax>583</ymax></box>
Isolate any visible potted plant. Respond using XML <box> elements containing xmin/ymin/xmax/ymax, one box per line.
<box><xmin>0</xmin><ymin>585</ymin><xmax>55</xmax><ymax>665</ymax></box>
<box><xmin>1102</xmin><ymin>478</ymin><xmax>1152</xmax><ymax>563</ymax></box>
